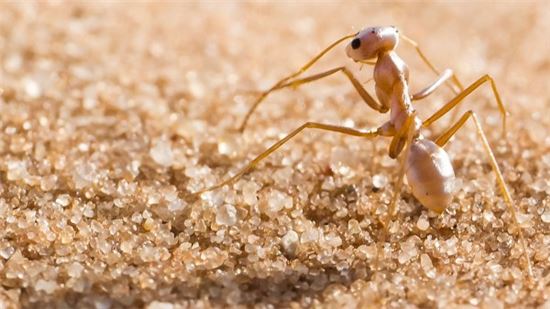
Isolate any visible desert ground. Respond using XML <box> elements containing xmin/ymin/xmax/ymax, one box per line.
<box><xmin>0</xmin><ymin>2</ymin><xmax>549</xmax><ymax>308</ymax></box>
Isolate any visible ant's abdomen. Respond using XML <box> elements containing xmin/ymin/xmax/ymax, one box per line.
<box><xmin>406</xmin><ymin>138</ymin><xmax>455</xmax><ymax>213</ymax></box>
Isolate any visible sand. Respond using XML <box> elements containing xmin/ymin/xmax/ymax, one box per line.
<box><xmin>0</xmin><ymin>2</ymin><xmax>549</xmax><ymax>308</ymax></box>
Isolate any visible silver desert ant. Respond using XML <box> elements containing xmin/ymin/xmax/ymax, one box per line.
<box><xmin>190</xmin><ymin>26</ymin><xmax>533</xmax><ymax>280</ymax></box>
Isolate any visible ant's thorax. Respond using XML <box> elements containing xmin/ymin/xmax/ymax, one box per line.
<box><xmin>373</xmin><ymin>51</ymin><xmax>419</xmax><ymax>133</ymax></box>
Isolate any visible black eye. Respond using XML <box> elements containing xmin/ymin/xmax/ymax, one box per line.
<box><xmin>351</xmin><ymin>38</ymin><xmax>361</xmax><ymax>49</ymax></box>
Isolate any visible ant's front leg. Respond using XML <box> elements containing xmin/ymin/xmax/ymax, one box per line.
<box><xmin>237</xmin><ymin>66</ymin><xmax>388</xmax><ymax>133</ymax></box>
<box><xmin>237</xmin><ymin>33</ymin><xmax>356</xmax><ymax>132</ymax></box>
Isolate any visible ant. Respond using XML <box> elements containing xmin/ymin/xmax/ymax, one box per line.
<box><xmin>189</xmin><ymin>26</ymin><xmax>533</xmax><ymax>280</ymax></box>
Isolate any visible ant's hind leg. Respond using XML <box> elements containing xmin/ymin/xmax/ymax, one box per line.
<box><xmin>422</xmin><ymin>74</ymin><xmax>508</xmax><ymax>136</ymax></box>
<box><xmin>191</xmin><ymin>122</ymin><xmax>380</xmax><ymax>196</ymax></box>
<box><xmin>434</xmin><ymin>110</ymin><xmax>534</xmax><ymax>281</ymax></box>
<box><xmin>238</xmin><ymin>33</ymin><xmax>356</xmax><ymax>132</ymax></box>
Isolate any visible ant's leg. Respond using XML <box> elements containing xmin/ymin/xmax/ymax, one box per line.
<box><xmin>238</xmin><ymin>66</ymin><xmax>386</xmax><ymax>133</ymax></box>
<box><xmin>358</xmin><ymin>60</ymin><xmax>377</xmax><ymax>66</ymax></box>
<box><xmin>191</xmin><ymin>122</ymin><xmax>380</xmax><ymax>196</ymax></box>
<box><xmin>385</xmin><ymin>113</ymin><xmax>417</xmax><ymax>227</ymax></box>
<box><xmin>434</xmin><ymin>110</ymin><xmax>534</xmax><ymax>280</ymax></box>
<box><xmin>422</xmin><ymin>74</ymin><xmax>508</xmax><ymax>135</ymax></box>
<box><xmin>279</xmin><ymin>66</ymin><xmax>387</xmax><ymax>111</ymax></box>
<box><xmin>411</xmin><ymin>69</ymin><xmax>454</xmax><ymax>101</ymax></box>
<box><xmin>238</xmin><ymin>33</ymin><xmax>356</xmax><ymax>132</ymax></box>
<box><xmin>400</xmin><ymin>33</ymin><xmax>464</xmax><ymax>94</ymax></box>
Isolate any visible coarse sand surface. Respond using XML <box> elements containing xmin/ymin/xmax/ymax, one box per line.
<box><xmin>0</xmin><ymin>2</ymin><xmax>549</xmax><ymax>308</ymax></box>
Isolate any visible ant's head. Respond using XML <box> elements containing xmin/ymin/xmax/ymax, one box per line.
<box><xmin>346</xmin><ymin>26</ymin><xmax>399</xmax><ymax>61</ymax></box>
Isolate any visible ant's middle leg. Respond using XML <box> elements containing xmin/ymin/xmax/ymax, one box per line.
<box><xmin>384</xmin><ymin>112</ymin><xmax>418</xmax><ymax>228</ymax></box>
<box><xmin>191</xmin><ymin>122</ymin><xmax>380</xmax><ymax>196</ymax></box>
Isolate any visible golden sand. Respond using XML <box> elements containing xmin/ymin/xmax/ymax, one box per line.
<box><xmin>0</xmin><ymin>2</ymin><xmax>548</xmax><ymax>308</ymax></box>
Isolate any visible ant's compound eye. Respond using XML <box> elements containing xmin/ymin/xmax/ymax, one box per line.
<box><xmin>351</xmin><ymin>38</ymin><xmax>361</xmax><ymax>49</ymax></box>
